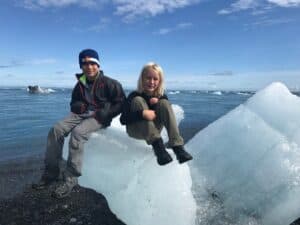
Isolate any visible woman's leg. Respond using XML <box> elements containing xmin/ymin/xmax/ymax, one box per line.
<box><xmin>126</xmin><ymin>96</ymin><xmax>162</xmax><ymax>144</ymax></box>
<box><xmin>155</xmin><ymin>99</ymin><xmax>193</xmax><ymax>163</ymax></box>
<box><xmin>126</xmin><ymin>96</ymin><xmax>172</xmax><ymax>165</ymax></box>
<box><xmin>155</xmin><ymin>99</ymin><xmax>184</xmax><ymax>147</ymax></box>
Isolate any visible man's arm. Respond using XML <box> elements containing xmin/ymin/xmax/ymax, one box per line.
<box><xmin>95</xmin><ymin>80</ymin><xmax>126</xmax><ymax>124</ymax></box>
<box><xmin>70</xmin><ymin>83</ymin><xmax>87</xmax><ymax>114</ymax></box>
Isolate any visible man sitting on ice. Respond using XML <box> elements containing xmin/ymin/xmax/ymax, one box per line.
<box><xmin>32</xmin><ymin>49</ymin><xmax>125</xmax><ymax>198</ymax></box>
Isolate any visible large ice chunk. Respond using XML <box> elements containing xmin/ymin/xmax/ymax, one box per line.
<box><xmin>188</xmin><ymin>82</ymin><xmax>300</xmax><ymax>225</ymax></box>
<box><xmin>63</xmin><ymin>105</ymin><xmax>197</xmax><ymax>225</ymax></box>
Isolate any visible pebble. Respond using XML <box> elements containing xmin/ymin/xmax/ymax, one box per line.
<box><xmin>70</xmin><ymin>218</ymin><xmax>77</xmax><ymax>223</ymax></box>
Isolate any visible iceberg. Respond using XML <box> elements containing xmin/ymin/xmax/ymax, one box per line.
<box><xmin>211</xmin><ymin>91</ymin><xmax>222</xmax><ymax>96</ymax></box>
<box><xmin>188</xmin><ymin>82</ymin><xmax>300</xmax><ymax>225</ymax></box>
<box><xmin>62</xmin><ymin>82</ymin><xmax>300</xmax><ymax>225</ymax></box>
<box><xmin>27</xmin><ymin>85</ymin><xmax>55</xmax><ymax>94</ymax></box>
<box><xmin>63</xmin><ymin>105</ymin><xmax>197</xmax><ymax>225</ymax></box>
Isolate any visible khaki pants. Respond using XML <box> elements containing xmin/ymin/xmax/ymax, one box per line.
<box><xmin>44</xmin><ymin>113</ymin><xmax>102</xmax><ymax>176</ymax></box>
<box><xmin>126</xmin><ymin>97</ymin><xmax>184</xmax><ymax>147</ymax></box>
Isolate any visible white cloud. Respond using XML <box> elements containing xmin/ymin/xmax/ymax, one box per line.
<box><xmin>20</xmin><ymin>0</ymin><xmax>100</xmax><ymax>9</ymax></box>
<box><xmin>113</xmin><ymin>0</ymin><xmax>200</xmax><ymax>22</ymax></box>
<box><xmin>19</xmin><ymin>0</ymin><xmax>200</xmax><ymax>21</ymax></box>
<box><xmin>177</xmin><ymin>22</ymin><xmax>193</xmax><ymax>28</ymax></box>
<box><xmin>73</xmin><ymin>17</ymin><xmax>111</xmax><ymax>33</ymax></box>
<box><xmin>29</xmin><ymin>58</ymin><xmax>57</xmax><ymax>65</ymax></box>
<box><xmin>156</xmin><ymin>28</ymin><xmax>172</xmax><ymax>35</ymax></box>
<box><xmin>210</xmin><ymin>71</ymin><xmax>234</xmax><ymax>76</ymax></box>
<box><xmin>0</xmin><ymin>58</ymin><xmax>57</xmax><ymax>68</ymax></box>
<box><xmin>267</xmin><ymin>0</ymin><xmax>300</xmax><ymax>7</ymax></box>
<box><xmin>218</xmin><ymin>0</ymin><xmax>259</xmax><ymax>14</ymax></box>
<box><xmin>244</xmin><ymin>17</ymin><xmax>295</xmax><ymax>28</ymax></box>
<box><xmin>219</xmin><ymin>0</ymin><xmax>300</xmax><ymax>15</ymax></box>
<box><xmin>154</xmin><ymin>22</ymin><xmax>193</xmax><ymax>35</ymax></box>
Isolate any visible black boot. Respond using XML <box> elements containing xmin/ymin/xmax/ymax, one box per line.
<box><xmin>152</xmin><ymin>138</ymin><xmax>173</xmax><ymax>166</ymax></box>
<box><xmin>173</xmin><ymin>146</ymin><xmax>193</xmax><ymax>164</ymax></box>
<box><xmin>32</xmin><ymin>167</ymin><xmax>59</xmax><ymax>190</ymax></box>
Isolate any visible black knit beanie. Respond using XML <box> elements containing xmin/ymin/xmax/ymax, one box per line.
<box><xmin>79</xmin><ymin>49</ymin><xmax>100</xmax><ymax>68</ymax></box>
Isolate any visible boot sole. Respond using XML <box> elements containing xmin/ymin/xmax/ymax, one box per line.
<box><xmin>178</xmin><ymin>156</ymin><xmax>193</xmax><ymax>164</ymax></box>
<box><xmin>32</xmin><ymin>179</ymin><xmax>57</xmax><ymax>190</ymax></box>
<box><xmin>157</xmin><ymin>157</ymin><xmax>173</xmax><ymax>166</ymax></box>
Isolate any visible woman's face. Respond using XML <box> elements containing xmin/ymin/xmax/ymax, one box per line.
<box><xmin>143</xmin><ymin>69</ymin><xmax>160</xmax><ymax>94</ymax></box>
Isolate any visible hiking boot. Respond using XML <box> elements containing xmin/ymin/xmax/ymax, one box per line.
<box><xmin>52</xmin><ymin>173</ymin><xmax>78</xmax><ymax>199</ymax></box>
<box><xmin>32</xmin><ymin>167</ymin><xmax>59</xmax><ymax>190</ymax></box>
<box><xmin>152</xmin><ymin>138</ymin><xmax>173</xmax><ymax>166</ymax></box>
<box><xmin>173</xmin><ymin>146</ymin><xmax>193</xmax><ymax>164</ymax></box>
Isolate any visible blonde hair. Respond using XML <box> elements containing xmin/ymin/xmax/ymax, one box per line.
<box><xmin>137</xmin><ymin>62</ymin><xmax>165</xmax><ymax>97</ymax></box>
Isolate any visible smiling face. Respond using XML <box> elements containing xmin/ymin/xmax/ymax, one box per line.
<box><xmin>142</xmin><ymin>68</ymin><xmax>161</xmax><ymax>95</ymax></box>
<box><xmin>81</xmin><ymin>57</ymin><xmax>100</xmax><ymax>80</ymax></box>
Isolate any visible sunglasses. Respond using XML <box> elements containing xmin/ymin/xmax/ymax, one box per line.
<box><xmin>82</xmin><ymin>61</ymin><xmax>98</xmax><ymax>66</ymax></box>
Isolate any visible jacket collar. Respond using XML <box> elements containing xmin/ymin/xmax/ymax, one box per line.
<box><xmin>75</xmin><ymin>70</ymin><xmax>104</xmax><ymax>85</ymax></box>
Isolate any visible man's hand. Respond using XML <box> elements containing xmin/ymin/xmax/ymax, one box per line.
<box><xmin>71</xmin><ymin>101</ymin><xmax>87</xmax><ymax>114</ymax></box>
<box><xmin>142</xmin><ymin>109</ymin><xmax>156</xmax><ymax>121</ymax></box>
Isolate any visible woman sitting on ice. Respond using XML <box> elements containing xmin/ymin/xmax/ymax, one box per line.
<box><xmin>120</xmin><ymin>62</ymin><xmax>193</xmax><ymax>166</ymax></box>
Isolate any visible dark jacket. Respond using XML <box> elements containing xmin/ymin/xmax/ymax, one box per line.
<box><xmin>70</xmin><ymin>71</ymin><xmax>125</xmax><ymax>127</ymax></box>
<box><xmin>120</xmin><ymin>91</ymin><xmax>168</xmax><ymax>125</ymax></box>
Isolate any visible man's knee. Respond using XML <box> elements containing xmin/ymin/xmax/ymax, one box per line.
<box><xmin>51</xmin><ymin>122</ymin><xmax>66</xmax><ymax>137</ymax></box>
<box><xmin>71</xmin><ymin>126</ymin><xmax>86</xmax><ymax>140</ymax></box>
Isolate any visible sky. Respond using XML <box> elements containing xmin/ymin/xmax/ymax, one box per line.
<box><xmin>0</xmin><ymin>0</ymin><xmax>299</xmax><ymax>90</ymax></box>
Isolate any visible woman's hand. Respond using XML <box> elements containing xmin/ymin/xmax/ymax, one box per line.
<box><xmin>142</xmin><ymin>109</ymin><xmax>156</xmax><ymax>121</ymax></box>
<box><xmin>149</xmin><ymin>97</ymin><xmax>159</xmax><ymax>105</ymax></box>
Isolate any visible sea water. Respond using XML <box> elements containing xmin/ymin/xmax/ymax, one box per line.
<box><xmin>0</xmin><ymin>87</ymin><xmax>254</xmax><ymax>161</ymax></box>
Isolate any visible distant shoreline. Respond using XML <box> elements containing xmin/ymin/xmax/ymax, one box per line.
<box><xmin>0</xmin><ymin>85</ymin><xmax>260</xmax><ymax>92</ymax></box>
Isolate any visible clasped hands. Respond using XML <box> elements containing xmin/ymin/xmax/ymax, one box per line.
<box><xmin>142</xmin><ymin>97</ymin><xmax>159</xmax><ymax>121</ymax></box>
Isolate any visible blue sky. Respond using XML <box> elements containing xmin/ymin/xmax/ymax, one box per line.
<box><xmin>0</xmin><ymin>0</ymin><xmax>300</xmax><ymax>90</ymax></box>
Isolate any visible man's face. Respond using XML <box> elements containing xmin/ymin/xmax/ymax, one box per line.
<box><xmin>81</xmin><ymin>57</ymin><xmax>100</xmax><ymax>79</ymax></box>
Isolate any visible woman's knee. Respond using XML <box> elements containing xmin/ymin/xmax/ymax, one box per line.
<box><xmin>131</xmin><ymin>96</ymin><xmax>148</xmax><ymax>111</ymax></box>
<box><xmin>126</xmin><ymin>121</ymin><xmax>161</xmax><ymax>141</ymax></box>
<box><xmin>157</xmin><ymin>99</ymin><xmax>171</xmax><ymax>111</ymax></box>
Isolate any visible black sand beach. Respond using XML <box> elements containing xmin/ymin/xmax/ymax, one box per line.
<box><xmin>0</xmin><ymin>156</ymin><xmax>125</xmax><ymax>225</ymax></box>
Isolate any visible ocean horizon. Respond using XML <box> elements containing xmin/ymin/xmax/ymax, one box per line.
<box><xmin>0</xmin><ymin>86</ymin><xmax>259</xmax><ymax>162</ymax></box>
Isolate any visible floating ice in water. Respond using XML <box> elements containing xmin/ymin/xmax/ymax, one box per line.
<box><xmin>45</xmin><ymin>88</ymin><xmax>56</xmax><ymax>93</ymax></box>
<box><xmin>63</xmin><ymin>104</ymin><xmax>196</xmax><ymax>225</ymax></box>
<box><xmin>27</xmin><ymin>85</ymin><xmax>55</xmax><ymax>94</ymax></box>
<box><xmin>168</xmin><ymin>90</ymin><xmax>181</xmax><ymax>95</ymax></box>
<box><xmin>188</xmin><ymin>82</ymin><xmax>300</xmax><ymax>225</ymax></box>
<box><xmin>237</xmin><ymin>91</ymin><xmax>252</xmax><ymax>96</ymax></box>
<box><xmin>211</xmin><ymin>91</ymin><xmax>222</xmax><ymax>95</ymax></box>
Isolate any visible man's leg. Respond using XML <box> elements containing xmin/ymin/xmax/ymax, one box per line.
<box><xmin>33</xmin><ymin>113</ymin><xmax>84</xmax><ymax>189</ymax></box>
<box><xmin>53</xmin><ymin>117</ymin><xmax>102</xmax><ymax>198</ymax></box>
